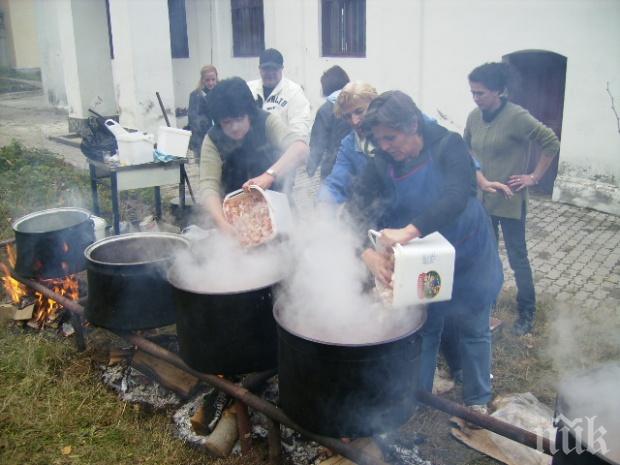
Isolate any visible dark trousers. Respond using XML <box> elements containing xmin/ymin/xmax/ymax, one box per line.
<box><xmin>417</xmin><ymin>303</ymin><xmax>492</xmax><ymax>406</ymax></box>
<box><xmin>491</xmin><ymin>203</ymin><xmax>536</xmax><ymax>319</ymax></box>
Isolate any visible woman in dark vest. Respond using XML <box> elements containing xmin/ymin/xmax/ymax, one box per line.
<box><xmin>348</xmin><ymin>91</ymin><xmax>503</xmax><ymax>415</ymax></box>
<box><xmin>199</xmin><ymin>77</ymin><xmax>308</xmax><ymax>235</ymax></box>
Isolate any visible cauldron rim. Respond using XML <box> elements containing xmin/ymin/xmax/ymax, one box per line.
<box><xmin>167</xmin><ymin>267</ymin><xmax>283</xmax><ymax>295</ymax></box>
<box><xmin>12</xmin><ymin>207</ymin><xmax>92</xmax><ymax>234</ymax></box>
<box><xmin>84</xmin><ymin>232</ymin><xmax>190</xmax><ymax>267</ymax></box>
<box><xmin>273</xmin><ymin>301</ymin><xmax>427</xmax><ymax>348</ymax></box>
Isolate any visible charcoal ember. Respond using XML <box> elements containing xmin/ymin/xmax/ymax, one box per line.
<box><xmin>100</xmin><ymin>364</ymin><xmax>181</xmax><ymax>409</ymax></box>
<box><xmin>172</xmin><ymin>389</ymin><xmax>219</xmax><ymax>447</ymax></box>
<box><xmin>374</xmin><ymin>431</ymin><xmax>431</xmax><ymax>465</ymax></box>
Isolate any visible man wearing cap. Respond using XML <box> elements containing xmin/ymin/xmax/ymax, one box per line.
<box><xmin>247</xmin><ymin>48</ymin><xmax>312</xmax><ymax>141</ymax></box>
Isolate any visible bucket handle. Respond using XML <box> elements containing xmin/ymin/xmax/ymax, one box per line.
<box><xmin>368</xmin><ymin>229</ymin><xmax>382</xmax><ymax>248</ymax></box>
<box><xmin>104</xmin><ymin>119</ymin><xmax>129</xmax><ymax>136</ymax></box>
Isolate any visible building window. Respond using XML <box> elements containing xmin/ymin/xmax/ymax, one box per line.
<box><xmin>168</xmin><ymin>0</ymin><xmax>189</xmax><ymax>58</ymax></box>
<box><xmin>321</xmin><ymin>0</ymin><xmax>366</xmax><ymax>57</ymax></box>
<box><xmin>231</xmin><ymin>0</ymin><xmax>265</xmax><ymax>57</ymax></box>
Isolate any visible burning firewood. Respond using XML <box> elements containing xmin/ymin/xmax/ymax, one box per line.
<box><xmin>190</xmin><ymin>390</ymin><xmax>230</xmax><ymax>435</ymax></box>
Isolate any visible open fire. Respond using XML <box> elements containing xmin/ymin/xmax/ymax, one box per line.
<box><xmin>1</xmin><ymin>244</ymin><xmax>79</xmax><ymax>328</ymax></box>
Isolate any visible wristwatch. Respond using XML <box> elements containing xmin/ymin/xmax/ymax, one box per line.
<box><xmin>265</xmin><ymin>168</ymin><xmax>277</xmax><ymax>178</ymax></box>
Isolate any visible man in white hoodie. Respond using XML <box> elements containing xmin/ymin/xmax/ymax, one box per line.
<box><xmin>247</xmin><ymin>48</ymin><xmax>312</xmax><ymax>142</ymax></box>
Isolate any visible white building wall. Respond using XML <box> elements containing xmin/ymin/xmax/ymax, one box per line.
<box><xmin>108</xmin><ymin>0</ymin><xmax>177</xmax><ymax>134</ymax></box>
<box><xmin>208</xmin><ymin>0</ymin><xmax>619</xmax><ymax>214</ymax></box>
<box><xmin>35</xmin><ymin>0</ymin><xmax>67</xmax><ymax>108</ymax></box>
<box><xmin>56</xmin><ymin>0</ymin><xmax>116</xmax><ymax>122</ymax></box>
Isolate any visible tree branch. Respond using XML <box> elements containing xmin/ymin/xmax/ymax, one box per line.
<box><xmin>606</xmin><ymin>81</ymin><xmax>620</xmax><ymax>134</ymax></box>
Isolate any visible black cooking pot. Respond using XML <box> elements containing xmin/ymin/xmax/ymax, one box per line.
<box><xmin>275</xmin><ymin>305</ymin><xmax>426</xmax><ymax>438</ymax></box>
<box><xmin>169</xmin><ymin>270</ymin><xmax>280</xmax><ymax>376</ymax></box>
<box><xmin>84</xmin><ymin>232</ymin><xmax>189</xmax><ymax>330</ymax></box>
<box><xmin>12</xmin><ymin>207</ymin><xmax>95</xmax><ymax>278</ymax></box>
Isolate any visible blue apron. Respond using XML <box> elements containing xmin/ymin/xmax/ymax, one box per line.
<box><xmin>381</xmin><ymin>150</ymin><xmax>503</xmax><ymax>312</ymax></box>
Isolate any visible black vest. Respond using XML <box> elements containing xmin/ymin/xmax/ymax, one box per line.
<box><xmin>208</xmin><ymin>110</ymin><xmax>282</xmax><ymax>194</ymax></box>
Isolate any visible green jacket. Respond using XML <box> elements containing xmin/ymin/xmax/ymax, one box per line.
<box><xmin>464</xmin><ymin>101</ymin><xmax>560</xmax><ymax>219</ymax></box>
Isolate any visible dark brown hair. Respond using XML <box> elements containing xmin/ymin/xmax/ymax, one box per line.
<box><xmin>361</xmin><ymin>90</ymin><xmax>424</xmax><ymax>135</ymax></box>
<box><xmin>320</xmin><ymin>65</ymin><xmax>350</xmax><ymax>96</ymax></box>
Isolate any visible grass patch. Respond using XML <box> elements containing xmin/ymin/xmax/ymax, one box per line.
<box><xmin>0</xmin><ymin>325</ymin><xmax>264</xmax><ymax>465</ymax></box>
<box><xmin>0</xmin><ymin>141</ymin><xmax>155</xmax><ymax>242</ymax></box>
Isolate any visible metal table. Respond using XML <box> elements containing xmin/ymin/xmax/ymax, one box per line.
<box><xmin>87</xmin><ymin>158</ymin><xmax>187</xmax><ymax>234</ymax></box>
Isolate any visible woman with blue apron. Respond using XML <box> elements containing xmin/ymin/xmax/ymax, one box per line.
<box><xmin>349</xmin><ymin>90</ymin><xmax>503</xmax><ymax>412</ymax></box>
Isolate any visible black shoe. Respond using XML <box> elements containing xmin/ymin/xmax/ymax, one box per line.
<box><xmin>512</xmin><ymin>316</ymin><xmax>534</xmax><ymax>336</ymax></box>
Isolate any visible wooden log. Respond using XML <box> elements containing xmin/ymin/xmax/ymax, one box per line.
<box><xmin>235</xmin><ymin>400</ymin><xmax>252</xmax><ymax>453</ymax></box>
<box><xmin>266</xmin><ymin>418</ymin><xmax>282</xmax><ymax>465</ymax></box>
<box><xmin>0</xmin><ymin>303</ymin><xmax>34</xmax><ymax>320</ymax></box>
<box><xmin>318</xmin><ymin>438</ymin><xmax>389</xmax><ymax>465</ymax></box>
<box><xmin>203</xmin><ymin>406</ymin><xmax>238</xmax><ymax>457</ymax></box>
<box><xmin>108</xmin><ymin>347</ymin><xmax>134</xmax><ymax>366</ymax></box>
<box><xmin>130</xmin><ymin>349</ymin><xmax>199</xmax><ymax>399</ymax></box>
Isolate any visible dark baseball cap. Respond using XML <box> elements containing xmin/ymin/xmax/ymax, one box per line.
<box><xmin>259</xmin><ymin>48</ymin><xmax>284</xmax><ymax>69</ymax></box>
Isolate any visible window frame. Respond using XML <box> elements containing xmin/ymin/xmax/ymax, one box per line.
<box><xmin>231</xmin><ymin>0</ymin><xmax>265</xmax><ymax>58</ymax></box>
<box><xmin>321</xmin><ymin>0</ymin><xmax>366</xmax><ymax>58</ymax></box>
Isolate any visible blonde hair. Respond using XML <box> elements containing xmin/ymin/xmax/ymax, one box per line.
<box><xmin>197</xmin><ymin>65</ymin><xmax>218</xmax><ymax>90</ymax></box>
<box><xmin>334</xmin><ymin>81</ymin><xmax>378</xmax><ymax>117</ymax></box>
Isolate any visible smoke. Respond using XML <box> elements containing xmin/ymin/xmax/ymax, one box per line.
<box><xmin>275</xmin><ymin>206</ymin><xmax>426</xmax><ymax>345</ymax></box>
<box><xmin>545</xmin><ymin>302</ymin><xmax>620</xmax><ymax>374</ymax></box>
<box><xmin>546</xmin><ymin>303</ymin><xmax>620</xmax><ymax>461</ymax></box>
<box><xmin>557</xmin><ymin>362</ymin><xmax>620</xmax><ymax>462</ymax></box>
<box><xmin>169</xmin><ymin>230</ymin><xmax>290</xmax><ymax>294</ymax></box>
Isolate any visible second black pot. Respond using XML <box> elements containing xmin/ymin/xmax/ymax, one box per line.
<box><xmin>169</xmin><ymin>274</ymin><xmax>280</xmax><ymax>376</ymax></box>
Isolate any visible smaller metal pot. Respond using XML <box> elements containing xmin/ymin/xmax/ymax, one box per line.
<box><xmin>12</xmin><ymin>207</ymin><xmax>95</xmax><ymax>279</ymax></box>
<box><xmin>85</xmin><ymin>232</ymin><xmax>189</xmax><ymax>330</ymax></box>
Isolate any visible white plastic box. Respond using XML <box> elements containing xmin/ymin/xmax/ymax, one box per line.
<box><xmin>369</xmin><ymin>230</ymin><xmax>456</xmax><ymax>307</ymax></box>
<box><xmin>157</xmin><ymin>126</ymin><xmax>191</xmax><ymax>158</ymax></box>
<box><xmin>223</xmin><ymin>186</ymin><xmax>293</xmax><ymax>246</ymax></box>
<box><xmin>105</xmin><ymin>119</ymin><xmax>155</xmax><ymax>165</ymax></box>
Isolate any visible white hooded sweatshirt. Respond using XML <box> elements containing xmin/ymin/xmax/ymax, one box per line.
<box><xmin>247</xmin><ymin>76</ymin><xmax>312</xmax><ymax>142</ymax></box>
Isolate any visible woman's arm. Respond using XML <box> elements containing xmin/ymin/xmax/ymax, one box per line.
<box><xmin>508</xmin><ymin>110</ymin><xmax>560</xmax><ymax>191</ymax></box>
<box><xmin>243</xmin><ymin>114</ymin><xmax>309</xmax><ymax>190</ymax></box>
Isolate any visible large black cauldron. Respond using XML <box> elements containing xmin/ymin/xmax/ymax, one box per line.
<box><xmin>275</xmin><ymin>305</ymin><xmax>426</xmax><ymax>438</ymax></box>
<box><xmin>84</xmin><ymin>233</ymin><xmax>189</xmax><ymax>330</ymax></box>
<box><xmin>12</xmin><ymin>207</ymin><xmax>95</xmax><ymax>278</ymax></box>
<box><xmin>169</xmin><ymin>271</ymin><xmax>280</xmax><ymax>376</ymax></box>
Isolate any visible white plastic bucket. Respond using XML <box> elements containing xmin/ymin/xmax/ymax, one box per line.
<box><xmin>105</xmin><ymin>119</ymin><xmax>155</xmax><ymax>165</ymax></box>
<box><xmin>223</xmin><ymin>186</ymin><xmax>293</xmax><ymax>246</ymax></box>
<box><xmin>369</xmin><ymin>230</ymin><xmax>455</xmax><ymax>307</ymax></box>
<box><xmin>157</xmin><ymin>126</ymin><xmax>191</xmax><ymax>158</ymax></box>
<box><xmin>116</xmin><ymin>132</ymin><xmax>155</xmax><ymax>165</ymax></box>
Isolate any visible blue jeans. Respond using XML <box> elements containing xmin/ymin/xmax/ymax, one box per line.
<box><xmin>416</xmin><ymin>302</ymin><xmax>492</xmax><ymax>406</ymax></box>
<box><xmin>491</xmin><ymin>202</ymin><xmax>536</xmax><ymax>318</ymax></box>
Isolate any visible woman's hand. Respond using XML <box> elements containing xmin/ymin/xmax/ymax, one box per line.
<box><xmin>477</xmin><ymin>171</ymin><xmax>513</xmax><ymax>198</ymax></box>
<box><xmin>243</xmin><ymin>172</ymin><xmax>275</xmax><ymax>191</ymax></box>
<box><xmin>361</xmin><ymin>248</ymin><xmax>394</xmax><ymax>287</ymax></box>
<box><xmin>507</xmin><ymin>173</ymin><xmax>537</xmax><ymax>191</ymax></box>
<box><xmin>379</xmin><ymin>224</ymin><xmax>421</xmax><ymax>248</ymax></box>
<box><xmin>481</xmin><ymin>179</ymin><xmax>513</xmax><ymax>198</ymax></box>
